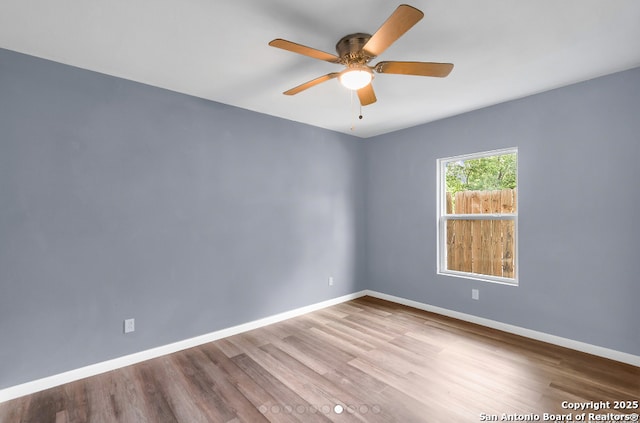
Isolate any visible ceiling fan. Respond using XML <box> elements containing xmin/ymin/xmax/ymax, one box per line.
<box><xmin>269</xmin><ymin>4</ymin><xmax>454</xmax><ymax>106</ymax></box>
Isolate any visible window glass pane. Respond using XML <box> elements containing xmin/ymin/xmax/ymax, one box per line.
<box><xmin>446</xmin><ymin>219</ymin><xmax>515</xmax><ymax>278</ymax></box>
<box><xmin>439</xmin><ymin>149</ymin><xmax>518</xmax><ymax>283</ymax></box>
<box><xmin>445</xmin><ymin>153</ymin><xmax>517</xmax><ymax>214</ymax></box>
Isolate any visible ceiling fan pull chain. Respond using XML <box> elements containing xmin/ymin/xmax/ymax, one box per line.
<box><xmin>350</xmin><ymin>90</ymin><xmax>356</xmax><ymax>131</ymax></box>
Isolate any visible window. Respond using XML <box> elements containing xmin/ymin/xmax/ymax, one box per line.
<box><xmin>437</xmin><ymin>148</ymin><xmax>518</xmax><ymax>285</ymax></box>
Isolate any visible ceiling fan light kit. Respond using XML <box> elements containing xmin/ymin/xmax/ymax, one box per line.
<box><xmin>269</xmin><ymin>4</ymin><xmax>454</xmax><ymax>106</ymax></box>
<box><xmin>339</xmin><ymin>66</ymin><xmax>374</xmax><ymax>90</ymax></box>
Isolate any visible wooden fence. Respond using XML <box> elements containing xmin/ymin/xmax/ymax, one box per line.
<box><xmin>446</xmin><ymin>189</ymin><xmax>516</xmax><ymax>278</ymax></box>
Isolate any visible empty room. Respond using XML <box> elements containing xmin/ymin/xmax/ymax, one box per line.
<box><xmin>1</xmin><ymin>1</ymin><xmax>639</xmax><ymax>422</ymax></box>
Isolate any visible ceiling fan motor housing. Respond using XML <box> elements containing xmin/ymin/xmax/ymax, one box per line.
<box><xmin>336</xmin><ymin>33</ymin><xmax>374</xmax><ymax>64</ymax></box>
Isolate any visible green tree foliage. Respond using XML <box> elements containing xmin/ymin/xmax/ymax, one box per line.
<box><xmin>446</xmin><ymin>153</ymin><xmax>517</xmax><ymax>198</ymax></box>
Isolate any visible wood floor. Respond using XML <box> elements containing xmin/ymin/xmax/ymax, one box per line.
<box><xmin>1</xmin><ymin>296</ymin><xmax>638</xmax><ymax>422</ymax></box>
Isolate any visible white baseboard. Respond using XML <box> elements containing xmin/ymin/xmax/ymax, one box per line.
<box><xmin>0</xmin><ymin>291</ymin><xmax>367</xmax><ymax>404</ymax></box>
<box><xmin>364</xmin><ymin>290</ymin><xmax>640</xmax><ymax>367</ymax></box>
<box><xmin>2</xmin><ymin>289</ymin><xmax>637</xmax><ymax>403</ymax></box>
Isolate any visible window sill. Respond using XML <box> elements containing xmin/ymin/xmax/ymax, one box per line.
<box><xmin>437</xmin><ymin>270</ymin><xmax>518</xmax><ymax>286</ymax></box>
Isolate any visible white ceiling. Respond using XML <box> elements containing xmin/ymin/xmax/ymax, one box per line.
<box><xmin>1</xmin><ymin>0</ymin><xmax>640</xmax><ymax>138</ymax></box>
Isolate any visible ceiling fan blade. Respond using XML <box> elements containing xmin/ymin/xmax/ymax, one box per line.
<box><xmin>283</xmin><ymin>73</ymin><xmax>340</xmax><ymax>95</ymax></box>
<box><xmin>357</xmin><ymin>83</ymin><xmax>377</xmax><ymax>106</ymax></box>
<box><xmin>375</xmin><ymin>61</ymin><xmax>454</xmax><ymax>77</ymax></box>
<box><xmin>269</xmin><ymin>39</ymin><xmax>341</xmax><ymax>63</ymax></box>
<box><xmin>362</xmin><ymin>5</ymin><xmax>424</xmax><ymax>57</ymax></box>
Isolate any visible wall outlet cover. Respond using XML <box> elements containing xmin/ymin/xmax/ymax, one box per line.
<box><xmin>124</xmin><ymin>318</ymin><xmax>135</xmax><ymax>333</ymax></box>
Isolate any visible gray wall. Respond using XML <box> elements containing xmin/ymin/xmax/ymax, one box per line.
<box><xmin>0</xmin><ymin>49</ymin><xmax>366</xmax><ymax>389</ymax></box>
<box><xmin>365</xmin><ymin>67</ymin><xmax>640</xmax><ymax>356</ymax></box>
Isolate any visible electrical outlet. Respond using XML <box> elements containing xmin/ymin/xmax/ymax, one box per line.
<box><xmin>472</xmin><ymin>289</ymin><xmax>479</xmax><ymax>300</ymax></box>
<box><xmin>124</xmin><ymin>318</ymin><xmax>135</xmax><ymax>333</ymax></box>
<box><xmin>328</xmin><ymin>276</ymin><xmax>334</xmax><ymax>286</ymax></box>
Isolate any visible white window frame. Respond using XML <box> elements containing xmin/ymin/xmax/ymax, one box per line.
<box><xmin>436</xmin><ymin>147</ymin><xmax>518</xmax><ymax>286</ymax></box>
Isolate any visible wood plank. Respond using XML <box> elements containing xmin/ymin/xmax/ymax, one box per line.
<box><xmin>0</xmin><ymin>396</ymin><xmax>30</xmax><ymax>423</ymax></box>
<box><xmin>21</xmin><ymin>384</ymin><xmax>65</xmax><ymax>423</ymax></box>
<box><xmin>446</xmin><ymin>218</ymin><xmax>457</xmax><ymax>270</ymax></box>
<box><xmin>59</xmin><ymin>380</ymin><xmax>90</xmax><ymax>423</ymax></box>
<box><xmin>231</xmin><ymin>353</ymin><xmax>329</xmax><ymax>423</ymax></box>
<box><xmin>170</xmin><ymin>351</ymin><xmax>238</xmax><ymax>422</ymax></box>
<box><xmin>149</xmin><ymin>355</ymin><xmax>214</xmax><ymax>423</ymax></box>
<box><xmin>471</xmin><ymin>218</ymin><xmax>482</xmax><ymax>274</ymax></box>
<box><xmin>186</xmin><ymin>347</ymin><xmax>269</xmax><ymax>423</ymax></box>
<box><xmin>461</xmin><ymin>218</ymin><xmax>472</xmax><ymax>272</ymax></box>
<box><xmin>503</xmin><ymin>219</ymin><xmax>515</xmax><ymax>277</ymax></box>
<box><xmin>490</xmin><ymin>190</ymin><xmax>503</xmax><ymax>276</ymax></box>
<box><xmin>446</xmin><ymin>191</ymin><xmax>458</xmax><ymax>271</ymax></box>
<box><xmin>133</xmin><ymin>360</ymin><xmax>179</xmax><ymax>423</ymax></box>
<box><xmin>480</xmin><ymin>218</ymin><xmax>492</xmax><ymax>275</ymax></box>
